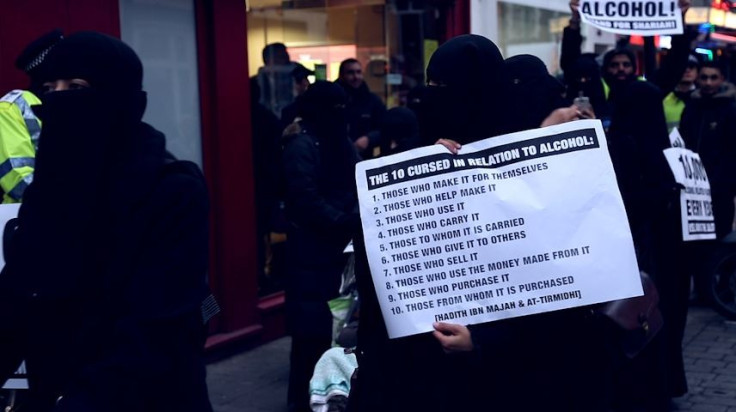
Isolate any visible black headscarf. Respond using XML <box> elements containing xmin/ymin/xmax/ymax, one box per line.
<box><xmin>609</xmin><ymin>81</ymin><xmax>669</xmax><ymax>154</ymax></box>
<box><xmin>565</xmin><ymin>54</ymin><xmax>609</xmax><ymax>120</ymax></box>
<box><xmin>503</xmin><ymin>54</ymin><xmax>566</xmax><ymax>132</ymax></box>
<box><xmin>609</xmin><ymin>80</ymin><xmax>673</xmax><ymax>192</ymax></box>
<box><xmin>297</xmin><ymin>81</ymin><xmax>357</xmax><ymax>187</ymax></box>
<box><xmin>34</xmin><ymin>31</ymin><xmax>156</xmax><ymax>176</ymax></box>
<box><xmin>379</xmin><ymin>107</ymin><xmax>420</xmax><ymax>155</ymax></box>
<box><xmin>608</xmin><ymin>81</ymin><xmax>674</xmax><ymax>249</ymax></box>
<box><xmin>420</xmin><ymin>34</ymin><xmax>508</xmax><ymax>144</ymax></box>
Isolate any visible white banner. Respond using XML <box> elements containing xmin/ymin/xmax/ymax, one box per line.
<box><xmin>356</xmin><ymin>120</ymin><xmax>642</xmax><ymax>339</ymax></box>
<box><xmin>0</xmin><ymin>204</ymin><xmax>27</xmax><ymax>390</ymax></box>
<box><xmin>580</xmin><ymin>0</ymin><xmax>684</xmax><ymax>36</ymax></box>
<box><xmin>663</xmin><ymin>147</ymin><xmax>716</xmax><ymax>241</ymax></box>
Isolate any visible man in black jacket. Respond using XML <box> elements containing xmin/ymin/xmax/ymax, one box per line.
<box><xmin>680</xmin><ymin>60</ymin><xmax>736</xmax><ymax>239</ymax></box>
<box><xmin>336</xmin><ymin>59</ymin><xmax>385</xmax><ymax>158</ymax></box>
<box><xmin>0</xmin><ymin>32</ymin><xmax>213</xmax><ymax>412</ymax></box>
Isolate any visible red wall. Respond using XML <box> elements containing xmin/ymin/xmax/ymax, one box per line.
<box><xmin>444</xmin><ymin>0</ymin><xmax>471</xmax><ymax>41</ymax></box>
<box><xmin>0</xmin><ymin>0</ymin><xmax>120</xmax><ymax>92</ymax></box>
<box><xmin>195</xmin><ymin>0</ymin><xmax>260</xmax><ymax>343</ymax></box>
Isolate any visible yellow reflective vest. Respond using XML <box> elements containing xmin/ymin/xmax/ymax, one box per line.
<box><xmin>0</xmin><ymin>90</ymin><xmax>41</xmax><ymax>203</ymax></box>
<box><xmin>663</xmin><ymin>91</ymin><xmax>686</xmax><ymax>134</ymax></box>
<box><xmin>602</xmin><ymin>77</ymin><xmax>646</xmax><ymax>100</ymax></box>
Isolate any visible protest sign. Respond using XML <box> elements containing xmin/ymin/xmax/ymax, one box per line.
<box><xmin>356</xmin><ymin>120</ymin><xmax>642</xmax><ymax>339</ymax></box>
<box><xmin>3</xmin><ymin>362</ymin><xmax>27</xmax><ymax>390</ymax></box>
<box><xmin>580</xmin><ymin>0</ymin><xmax>683</xmax><ymax>36</ymax></box>
<box><xmin>669</xmin><ymin>127</ymin><xmax>686</xmax><ymax>148</ymax></box>
<box><xmin>0</xmin><ymin>203</ymin><xmax>19</xmax><ymax>269</ymax></box>
<box><xmin>663</xmin><ymin>147</ymin><xmax>716</xmax><ymax>241</ymax></box>
<box><xmin>0</xmin><ymin>204</ymin><xmax>26</xmax><ymax>390</ymax></box>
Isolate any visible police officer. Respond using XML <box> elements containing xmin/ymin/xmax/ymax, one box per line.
<box><xmin>0</xmin><ymin>30</ymin><xmax>63</xmax><ymax>203</ymax></box>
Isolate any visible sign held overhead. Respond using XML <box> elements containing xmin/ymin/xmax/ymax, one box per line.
<box><xmin>580</xmin><ymin>0</ymin><xmax>684</xmax><ymax>36</ymax></box>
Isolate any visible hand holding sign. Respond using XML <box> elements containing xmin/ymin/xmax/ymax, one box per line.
<box><xmin>570</xmin><ymin>0</ymin><xmax>582</xmax><ymax>29</ymax></box>
<box><xmin>435</xmin><ymin>139</ymin><xmax>462</xmax><ymax>155</ymax></box>
<box><xmin>570</xmin><ymin>0</ymin><xmax>581</xmax><ymax>16</ymax></box>
<box><xmin>432</xmin><ymin>322</ymin><xmax>474</xmax><ymax>353</ymax></box>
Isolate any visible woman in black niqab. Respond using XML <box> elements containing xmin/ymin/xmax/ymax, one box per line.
<box><xmin>0</xmin><ymin>32</ymin><xmax>213</xmax><ymax>412</ymax></box>
<box><xmin>351</xmin><ymin>35</ymin><xmax>510</xmax><ymax>412</ymax></box>
<box><xmin>565</xmin><ymin>54</ymin><xmax>610</xmax><ymax>123</ymax></box>
<box><xmin>503</xmin><ymin>54</ymin><xmax>567</xmax><ymax>132</ymax></box>
<box><xmin>417</xmin><ymin>34</ymin><xmax>508</xmax><ymax>145</ymax></box>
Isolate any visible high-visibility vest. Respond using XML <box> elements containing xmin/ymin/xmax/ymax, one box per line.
<box><xmin>662</xmin><ymin>91</ymin><xmax>686</xmax><ymax>134</ymax></box>
<box><xmin>602</xmin><ymin>77</ymin><xmax>646</xmax><ymax>100</ymax></box>
<box><xmin>0</xmin><ymin>90</ymin><xmax>41</xmax><ymax>203</ymax></box>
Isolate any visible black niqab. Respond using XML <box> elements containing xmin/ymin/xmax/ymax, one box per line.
<box><xmin>420</xmin><ymin>34</ymin><xmax>507</xmax><ymax>144</ymax></box>
<box><xmin>503</xmin><ymin>54</ymin><xmax>566</xmax><ymax>132</ymax></box>
<box><xmin>565</xmin><ymin>54</ymin><xmax>609</xmax><ymax>120</ymax></box>
<box><xmin>297</xmin><ymin>81</ymin><xmax>356</xmax><ymax>187</ymax></box>
<box><xmin>610</xmin><ymin>81</ymin><xmax>670</xmax><ymax>154</ymax></box>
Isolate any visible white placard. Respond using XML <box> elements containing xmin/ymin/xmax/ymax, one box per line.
<box><xmin>356</xmin><ymin>120</ymin><xmax>642</xmax><ymax>339</ymax></box>
<box><xmin>663</xmin><ymin>148</ymin><xmax>716</xmax><ymax>241</ymax></box>
<box><xmin>580</xmin><ymin>0</ymin><xmax>684</xmax><ymax>36</ymax></box>
<box><xmin>669</xmin><ymin>127</ymin><xmax>686</xmax><ymax>148</ymax></box>
<box><xmin>0</xmin><ymin>203</ymin><xmax>19</xmax><ymax>269</ymax></box>
<box><xmin>0</xmin><ymin>204</ymin><xmax>27</xmax><ymax>390</ymax></box>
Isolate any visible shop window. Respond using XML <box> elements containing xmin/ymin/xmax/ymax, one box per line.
<box><xmin>247</xmin><ymin>0</ymin><xmax>445</xmax><ymax>296</ymax></box>
<box><xmin>119</xmin><ymin>0</ymin><xmax>203</xmax><ymax>166</ymax></box>
<box><xmin>247</xmin><ymin>4</ymin><xmax>388</xmax><ymax>99</ymax></box>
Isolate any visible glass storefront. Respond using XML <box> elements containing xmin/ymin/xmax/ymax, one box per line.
<box><xmin>247</xmin><ymin>0</ymin><xmax>450</xmax><ymax>296</ymax></box>
<box><xmin>247</xmin><ymin>0</ymin><xmax>446</xmax><ymax>109</ymax></box>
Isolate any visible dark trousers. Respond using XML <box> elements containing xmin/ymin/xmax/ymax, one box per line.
<box><xmin>651</xmin><ymin>225</ymin><xmax>701</xmax><ymax>398</ymax></box>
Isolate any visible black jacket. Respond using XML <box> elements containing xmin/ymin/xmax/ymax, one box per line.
<box><xmin>337</xmin><ymin>81</ymin><xmax>385</xmax><ymax>155</ymax></box>
<box><xmin>680</xmin><ymin>82</ymin><xmax>736</xmax><ymax>197</ymax></box>
<box><xmin>281</xmin><ymin>127</ymin><xmax>359</xmax><ymax>337</ymax></box>
<box><xmin>0</xmin><ymin>119</ymin><xmax>212</xmax><ymax>412</ymax></box>
<box><xmin>680</xmin><ymin>82</ymin><xmax>736</xmax><ymax>236</ymax></box>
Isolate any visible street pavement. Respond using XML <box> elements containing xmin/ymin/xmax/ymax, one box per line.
<box><xmin>207</xmin><ymin>306</ymin><xmax>736</xmax><ymax>412</ymax></box>
<box><xmin>672</xmin><ymin>307</ymin><xmax>736</xmax><ymax>411</ymax></box>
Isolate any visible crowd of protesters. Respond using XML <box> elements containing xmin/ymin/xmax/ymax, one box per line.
<box><xmin>0</xmin><ymin>0</ymin><xmax>733</xmax><ymax>409</ymax></box>
<box><xmin>249</xmin><ymin>0</ymin><xmax>736</xmax><ymax>410</ymax></box>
